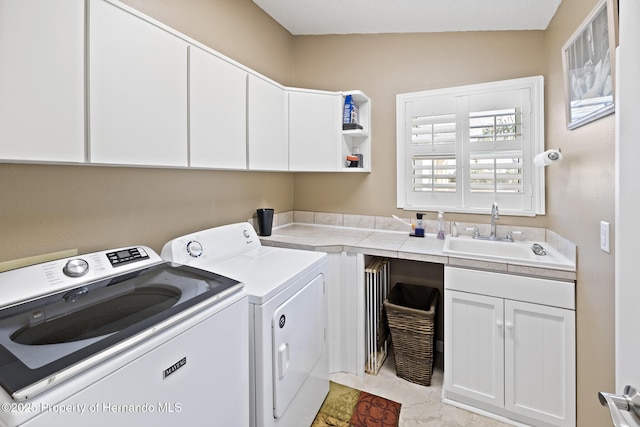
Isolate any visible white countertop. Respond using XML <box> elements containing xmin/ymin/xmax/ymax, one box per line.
<box><xmin>260</xmin><ymin>223</ymin><xmax>576</xmax><ymax>281</ymax></box>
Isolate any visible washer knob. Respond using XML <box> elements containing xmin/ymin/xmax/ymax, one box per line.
<box><xmin>63</xmin><ymin>259</ymin><xmax>89</xmax><ymax>277</ymax></box>
<box><xmin>186</xmin><ymin>241</ymin><xmax>203</xmax><ymax>258</ymax></box>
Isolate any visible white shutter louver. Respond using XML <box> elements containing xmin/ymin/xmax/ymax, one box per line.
<box><xmin>468</xmin><ymin>108</ymin><xmax>523</xmax><ymax>194</ymax></box>
<box><xmin>411</xmin><ymin>112</ymin><xmax>457</xmax><ymax>193</ymax></box>
<box><xmin>469</xmin><ymin>108</ymin><xmax>522</xmax><ymax>144</ymax></box>
<box><xmin>411</xmin><ymin>113</ymin><xmax>456</xmax><ymax>149</ymax></box>
<box><xmin>412</xmin><ymin>156</ymin><xmax>456</xmax><ymax>192</ymax></box>
<box><xmin>469</xmin><ymin>154</ymin><xmax>523</xmax><ymax>193</ymax></box>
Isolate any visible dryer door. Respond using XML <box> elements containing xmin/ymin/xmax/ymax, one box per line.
<box><xmin>272</xmin><ymin>274</ymin><xmax>325</xmax><ymax>418</ymax></box>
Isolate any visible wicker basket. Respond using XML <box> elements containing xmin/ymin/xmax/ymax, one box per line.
<box><xmin>384</xmin><ymin>284</ymin><xmax>439</xmax><ymax>387</ymax></box>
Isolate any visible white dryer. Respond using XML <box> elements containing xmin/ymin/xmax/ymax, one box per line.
<box><xmin>162</xmin><ymin>223</ymin><xmax>329</xmax><ymax>427</ymax></box>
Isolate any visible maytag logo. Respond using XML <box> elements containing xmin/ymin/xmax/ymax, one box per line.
<box><xmin>163</xmin><ymin>357</ymin><xmax>186</xmax><ymax>379</ymax></box>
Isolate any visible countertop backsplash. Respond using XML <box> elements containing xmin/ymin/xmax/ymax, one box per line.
<box><xmin>248</xmin><ymin>210</ymin><xmax>576</xmax><ymax>265</ymax></box>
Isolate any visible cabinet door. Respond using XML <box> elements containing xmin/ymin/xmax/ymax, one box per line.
<box><xmin>247</xmin><ymin>75</ymin><xmax>288</xmax><ymax>171</ymax></box>
<box><xmin>89</xmin><ymin>0</ymin><xmax>188</xmax><ymax>167</ymax></box>
<box><xmin>189</xmin><ymin>46</ymin><xmax>247</xmax><ymax>169</ymax></box>
<box><xmin>326</xmin><ymin>252</ymin><xmax>366</xmax><ymax>376</ymax></box>
<box><xmin>504</xmin><ymin>300</ymin><xmax>576</xmax><ymax>427</ymax></box>
<box><xmin>444</xmin><ymin>290</ymin><xmax>504</xmax><ymax>407</ymax></box>
<box><xmin>288</xmin><ymin>90</ymin><xmax>341</xmax><ymax>171</ymax></box>
<box><xmin>0</xmin><ymin>0</ymin><xmax>85</xmax><ymax>162</ymax></box>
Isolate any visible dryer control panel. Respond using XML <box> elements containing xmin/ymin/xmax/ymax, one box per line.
<box><xmin>161</xmin><ymin>222</ymin><xmax>262</xmax><ymax>266</ymax></box>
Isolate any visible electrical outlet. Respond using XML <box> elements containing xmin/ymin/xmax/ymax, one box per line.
<box><xmin>600</xmin><ymin>221</ymin><xmax>610</xmax><ymax>253</ymax></box>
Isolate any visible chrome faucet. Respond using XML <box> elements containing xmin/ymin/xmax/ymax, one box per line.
<box><xmin>473</xmin><ymin>202</ymin><xmax>513</xmax><ymax>241</ymax></box>
<box><xmin>490</xmin><ymin>202</ymin><xmax>499</xmax><ymax>240</ymax></box>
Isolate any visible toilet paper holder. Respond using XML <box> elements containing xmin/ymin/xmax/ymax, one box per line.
<box><xmin>534</xmin><ymin>149</ymin><xmax>563</xmax><ymax>167</ymax></box>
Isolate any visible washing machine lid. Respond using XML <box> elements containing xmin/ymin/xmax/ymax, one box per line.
<box><xmin>208</xmin><ymin>246</ymin><xmax>326</xmax><ymax>305</ymax></box>
<box><xmin>0</xmin><ymin>254</ymin><xmax>243</xmax><ymax>400</ymax></box>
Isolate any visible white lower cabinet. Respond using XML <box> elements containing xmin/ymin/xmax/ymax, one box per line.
<box><xmin>444</xmin><ymin>267</ymin><xmax>576</xmax><ymax>427</ymax></box>
<box><xmin>446</xmin><ymin>291</ymin><xmax>505</xmax><ymax>407</ymax></box>
<box><xmin>326</xmin><ymin>252</ymin><xmax>366</xmax><ymax>376</ymax></box>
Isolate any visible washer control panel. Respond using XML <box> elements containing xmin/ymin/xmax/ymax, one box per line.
<box><xmin>61</xmin><ymin>247</ymin><xmax>150</xmax><ymax>277</ymax></box>
<box><xmin>106</xmin><ymin>247</ymin><xmax>149</xmax><ymax>267</ymax></box>
<box><xmin>0</xmin><ymin>246</ymin><xmax>162</xmax><ymax>311</ymax></box>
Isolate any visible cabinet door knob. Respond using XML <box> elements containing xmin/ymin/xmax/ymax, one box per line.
<box><xmin>496</xmin><ymin>320</ymin><xmax>503</xmax><ymax>327</ymax></box>
<box><xmin>506</xmin><ymin>322</ymin><xmax>514</xmax><ymax>329</ymax></box>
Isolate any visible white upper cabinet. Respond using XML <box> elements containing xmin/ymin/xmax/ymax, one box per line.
<box><xmin>189</xmin><ymin>46</ymin><xmax>247</xmax><ymax>169</ymax></box>
<box><xmin>0</xmin><ymin>0</ymin><xmax>85</xmax><ymax>163</ymax></box>
<box><xmin>340</xmin><ymin>91</ymin><xmax>371</xmax><ymax>172</ymax></box>
<box><xmin>288</xmin><ymin>89</ymin><xmax>341</xmax><ymax>171</ymax></box>
<box><xmin>88</xmin><ymin>0</ymin><xmax>188</xmax><ymax>167</ymax></box>
<box><xmin>0</xmin><ymin>0</ymin><xmax>370</xmax><ymax>172</ymax></box>
<box><xmin>247</xmin><ymin>75</ymin><xmax>288</xmax><ymax>171</ymax></box>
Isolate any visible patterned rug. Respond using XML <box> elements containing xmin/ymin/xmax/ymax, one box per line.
<box><xmin>311</xmin><ymin>381</ymin><xmax>401</xmax><ymax>427</ymax></box>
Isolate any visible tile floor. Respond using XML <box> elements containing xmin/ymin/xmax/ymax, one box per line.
<box><xmin>330</xmin><ymin>352</ymin><xmax>511</xmax><ymax>427</ymax></box>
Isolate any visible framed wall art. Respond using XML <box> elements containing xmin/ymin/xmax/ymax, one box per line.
<box><xmin>562</xmin><ymin>0</ymin><xmax>618</xmax><ymax>130</ymax></box>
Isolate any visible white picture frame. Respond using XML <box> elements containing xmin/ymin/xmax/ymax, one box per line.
<box><xmin>562</xmin><ymin>0</ymin><xmax>618</xmax><ymax>130</ymax></box>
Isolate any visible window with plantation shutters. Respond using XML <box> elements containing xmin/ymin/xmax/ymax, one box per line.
<box><xmin>397</xmin><ymin>76</ymin><xmax>545</xmax><ymax>216</ymax></box>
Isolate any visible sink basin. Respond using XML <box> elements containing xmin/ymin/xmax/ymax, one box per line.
<box><xmin>442</xmin><ymin>236</ymin><xmax>575</xmax><ymax>270</ymax></box>
<box><xmin>444</xmin><ymin>238</ymin><xmax>532</xmax><ymax>260</ymax></box>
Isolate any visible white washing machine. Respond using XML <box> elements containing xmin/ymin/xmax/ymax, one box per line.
<box><xmin>0</xmin><ymin>246</ymin><xmax>249</xmax><ymax>427</ymax></box>
<box><xmin>162</xmin><ymin>222</ymin><xmax>329</xmax><ymax>427</ymax></box>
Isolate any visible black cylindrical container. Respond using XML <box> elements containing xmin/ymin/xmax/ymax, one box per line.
<box><xmin>256</xmin><ymin>208</ymin><xmax>274</xmax><ymax>236</ymax></box>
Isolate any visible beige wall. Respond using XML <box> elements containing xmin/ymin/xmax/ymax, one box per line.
<box><xmin>291</xmin><ymin>32</ymin><xmax>548</xmax><ymax>229</ymax></box>
<box><xmin>0</xmin><ymin>0</ymin><xmax>295</xmax><ymax>262</ymax></box>
<box><xmin>0</xmin><ymin>165</ymin><xmax>294</xmax><ymax>261</ymax></box>
<box><xmin>545</xmin><ymin>0</ymin><xmax>616</xmax><ymax>425</ymax></box>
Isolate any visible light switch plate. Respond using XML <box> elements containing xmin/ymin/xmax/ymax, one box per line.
<box><xmin>600</xmin><ymin>221</ymin><xmax>610</xmax><ymax>253</ymax></box>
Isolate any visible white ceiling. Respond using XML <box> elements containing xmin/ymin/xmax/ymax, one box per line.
<box><xmin>251</xmin><ymin>0</ymin><xmax>563</xmax><ymax>35</ymax></box>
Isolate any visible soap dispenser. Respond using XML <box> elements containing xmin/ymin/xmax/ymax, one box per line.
<box><xmin>412</xmin><ymin>213</ymin><xmax>425</xmax><ymax>237</ymax></box>
<box><xmin>437</xmin><ymin>211</ymin><xmax>445</xmax><ymax>240</ymax></box>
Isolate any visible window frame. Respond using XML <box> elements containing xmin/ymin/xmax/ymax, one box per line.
<box><xmin>396</xmin><ymin>76</ymin><xmax>545</xmax><ymax>216</ymax></box>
